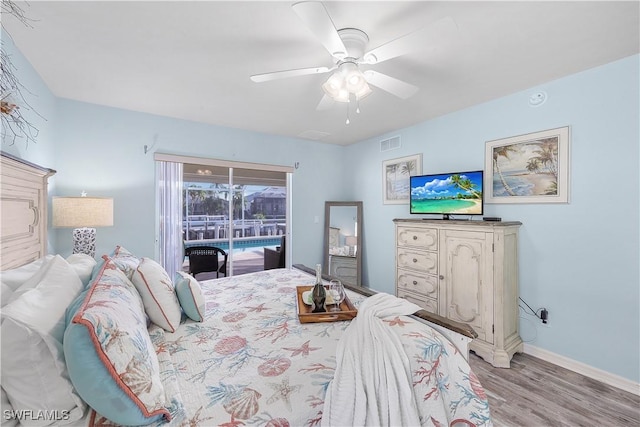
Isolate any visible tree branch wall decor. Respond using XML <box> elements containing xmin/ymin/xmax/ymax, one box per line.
<box><xmin>1</xmin><ymin>0</ymin><xmax>42</xmax><ymax>147</ymax></box>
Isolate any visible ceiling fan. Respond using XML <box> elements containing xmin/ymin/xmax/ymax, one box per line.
<box><xmin>250</xmin><ymin>1</ymin><xmax>455</xmax><ymax>111</ymax></box>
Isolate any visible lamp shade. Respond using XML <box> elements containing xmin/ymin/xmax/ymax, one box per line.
<box><xmin>345</xmin><ymin>236</ymin><xmax>358</xmax><ymax>247</ymax></box>
<box><xmin>52</xmin><ymin>197</ymin><xmax>114</xmax><ymax>228</ymax></box>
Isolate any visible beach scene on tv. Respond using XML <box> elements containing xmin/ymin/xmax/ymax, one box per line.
<box><xmin>410</xmin><ymin>171</ymin><xmax>483</xmax><ymax>215</ymax></box>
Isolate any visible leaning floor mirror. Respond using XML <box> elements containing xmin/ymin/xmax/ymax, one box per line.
<box><xmin>323</xmin><ymin>201</ymin><xmax>363</xmax><ymax>286</ymax></box>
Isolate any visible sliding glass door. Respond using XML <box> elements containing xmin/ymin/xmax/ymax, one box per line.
<box><xmin>156</xmin><ymin>153</ymin><xmax>292</xmax><ymax>279</ymax></box>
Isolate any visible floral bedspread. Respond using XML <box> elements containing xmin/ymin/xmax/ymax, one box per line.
<box><xmin>88</xmin><ymin>268</ymin><xmax>492</xmax><ymax>427</ymax></box>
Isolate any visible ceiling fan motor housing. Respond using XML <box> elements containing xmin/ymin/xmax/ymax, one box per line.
<box><xmin>337</xmin><ymin>28</ymin><xmax>369</xmax><ymax>60</ymax></box>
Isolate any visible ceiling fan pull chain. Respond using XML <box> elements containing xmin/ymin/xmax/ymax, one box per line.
<box><xmin>345</xmin><ymin>100</ymin><xmax>351</xmax><ymax>125</ymax></box>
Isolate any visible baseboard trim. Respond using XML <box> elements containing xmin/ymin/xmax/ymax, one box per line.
<box><xmin>523</xmin><ymin>344</ymin><xmax>639</xmax><ymax>396</ymax></box>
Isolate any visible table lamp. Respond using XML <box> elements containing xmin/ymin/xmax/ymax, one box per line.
<box><xmin>345</xmin><ymin>235</ymin><xmax>358</xmax><ymax>256</ymax></box>
<box><xmin>52</xmin><ymin>195</ymin><xmax>113</xmax><ymax>257</ymax></box>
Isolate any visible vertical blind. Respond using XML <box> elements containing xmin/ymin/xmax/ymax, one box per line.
<box><xmin>156</xmin><ymin>160</ymin><xmax>183</xmax><ymax>279</ymax></box>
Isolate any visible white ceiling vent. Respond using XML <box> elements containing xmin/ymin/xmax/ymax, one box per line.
<box><xmin>298</xmin><ymin>130</ymin><xmax>331</xmax><ymax>141</ymax></box>
<box><xmin>380</xmin><ymin>136</ymin><xmax>401</xmax><ymax>152</ymax></box>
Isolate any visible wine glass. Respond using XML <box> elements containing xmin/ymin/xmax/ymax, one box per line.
<box><xmin>328</xmin><ymin>279</ymin><xmax>345</xmax><ymax>312</ymax></box>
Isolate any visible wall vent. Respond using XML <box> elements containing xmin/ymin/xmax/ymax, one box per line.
<box><xmin>380</xmin><ymin>136</ymin><xmax>401</xmax><ymax>152</ymax></box>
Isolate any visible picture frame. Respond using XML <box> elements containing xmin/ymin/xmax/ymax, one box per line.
<box><xmin>484</xmin><ymin>126</ymin><xmax>570</xmax><ymax>204</ymax></box>
<box><xmin>382</xmin><ymin>153</ymin><xmax>423</xmax><ymax>205</ymax></box>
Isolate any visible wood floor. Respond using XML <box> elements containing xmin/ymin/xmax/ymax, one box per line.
<box><xmin>469</xmin><ymin>352</ymin><xmax>640</xmax><ymax>426</ymax></box>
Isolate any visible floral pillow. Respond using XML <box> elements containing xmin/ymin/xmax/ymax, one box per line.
<box><xmin>64</xmin><ymin>259</ymin><xmax>171</xmax><ymax>426</ymax></box>
<box><xmin>107</xmin><ymin>245</ymin><xmax>140</xmax><ymax>280</ymax></box>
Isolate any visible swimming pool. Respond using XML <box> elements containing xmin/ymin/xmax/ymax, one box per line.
<box><xmin>185</xmin><ymin>237</ymin><xmax>282</xmax><ymax>252</ymax></box>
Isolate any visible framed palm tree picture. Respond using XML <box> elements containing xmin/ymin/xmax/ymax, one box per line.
<box><xmin>382</xmin><ymin>154</ymin><xmax>422</xmax><ymax>204</ymax></box>
<box><xmin>484</xmin><ymin>126</ymin><xmax>570</xmax><ymax>204</ymax></box>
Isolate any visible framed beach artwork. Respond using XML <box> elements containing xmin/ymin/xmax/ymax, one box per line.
<box><xmin>382</xmin><ymin>153</ymin><xmax>422</xmax><ymax>204</ymax></box>
<box><xmin>484</xmin><ymin>126</ymin><xmax>570</xmax><ymax>204</ymax></box>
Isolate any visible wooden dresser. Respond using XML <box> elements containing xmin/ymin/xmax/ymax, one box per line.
<box><xmin>394</xmin><ymin>218</ymin><xmax>523</xmax><ymax>367</ymax></box>
<box><xmin>329</xmin><ymin>254</ymin><xmax>357</xmax><ymax>285</ymax></box>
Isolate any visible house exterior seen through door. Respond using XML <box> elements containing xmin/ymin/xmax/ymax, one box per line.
<box><xmin>182</xmin><ymin>163</ymin><xmax>289</xmax><ymax>278</ymax></box>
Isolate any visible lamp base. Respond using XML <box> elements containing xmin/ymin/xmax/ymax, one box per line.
<box><xmin>72</xmin><ymin>227</ymin><xmax>96</xmax><ymax>258</ymax></box>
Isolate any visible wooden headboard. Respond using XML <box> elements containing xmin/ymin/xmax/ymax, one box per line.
<box><xmin>1</xmin><ymin>151</ymin><xmax>56</xmax><ymax>270</ymax></box>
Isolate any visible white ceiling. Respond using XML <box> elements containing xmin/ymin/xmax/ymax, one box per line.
<box><xmin>3</xmin><ymin>1</ymin><xmax>639</xmax><ymax>145</ymax></box>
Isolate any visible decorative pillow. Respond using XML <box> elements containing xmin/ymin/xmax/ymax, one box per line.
<box><xmin>131</xmin><ymin>258</ymin><xmax>182</xmax><ymax>332</ymax></box>
<box><xmin>174</xmin><ymin>271</ymin><xmax>205</xmax><ymax>322</ymax></box>
<box><xmin>0</xmin><ymin>255</ymin><xmax>86</xmax><ymax>426</ymax></box>
<box><xmin>107</xmin><ymin>245</ymin><xmax>141</xmax><ymax>280</ymax></box>
<box><xmin>66</xmin><ymin>254</ymin><xmax>97</xmax><ymax>286</ymax></box>
<box><xmin>64</xmin><ymin>259</ymin><xmax>171</xmax><ymax>426</ymax></box>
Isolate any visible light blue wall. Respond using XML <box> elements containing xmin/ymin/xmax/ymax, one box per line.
<box><xmin>346</xmin><ymin>55</ymin><xmax>640</xmax><ymax>383</ymax></box>
<box><xmin>1</xmin><ymin>32</ymin><xmax>56</xmax><ymax>167</ymax></box>
<box><xmin>4</xmin><ymin>31</ymin><xmax>638</xmax><ymax>383</ymax></box>
<box><xmin>51</xmin><ymin>100</ymin><xmax>348</xmax><ymax>264</ymax></box>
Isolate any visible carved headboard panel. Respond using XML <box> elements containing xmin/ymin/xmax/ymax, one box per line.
<box><xmin>1</xmin><ymin>152</ymin><xmax>56</xmax><ymax>270</ymax></box>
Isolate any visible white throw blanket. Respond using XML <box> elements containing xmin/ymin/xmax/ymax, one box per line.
<box><xmin>322</xmin><ymin>293</ymin><xmax>422</xmax><ymax>426</ymax></box>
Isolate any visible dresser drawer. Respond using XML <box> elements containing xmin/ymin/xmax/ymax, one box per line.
<box><xmin>397</xmin><ymin>226</ymin><xmax>438</xmax><ymax>250</ymax></box>
<box><xmin>397</xmin><ymin>290</ymin><xmax>438</xmax><ymax>314</ymax></box>
<box><xmin>397</xmin><ymin>269</ymin><xmax>438</xmax><ymax>298</ymax></box>
<box><xmin>329</xmin><ymin>255</ymin><xmax>357</xmax><ymax>285</ymax></box>
<box><xmin>397</xmin><ymin>248</ymin><xmax>438</xmax><ymax>274</ymax></box>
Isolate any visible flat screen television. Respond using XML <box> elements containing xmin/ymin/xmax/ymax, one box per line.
<box><xmin>410</xmin><ymin>170</ymin><xmax>484</xmax><ymax>219</ymax></box>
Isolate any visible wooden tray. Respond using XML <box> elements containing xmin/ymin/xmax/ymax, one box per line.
<box><xmin>296</xmin><ymin>286</ymin><xmax>358</xmax><ymax>323</ymax></box>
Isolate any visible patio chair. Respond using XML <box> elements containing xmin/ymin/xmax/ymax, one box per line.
<box><xmin>185</xmin><ymin>245</ymin><xmax>228</xmax><ymax>278</ymax></box>
<box><xmin>263</xmin><ymin>236</ymin><xmax>285</xmax><ymax>270</ymax></box>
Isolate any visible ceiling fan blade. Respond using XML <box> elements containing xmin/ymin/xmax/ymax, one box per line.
<box><xmin>292</xmin><ymin>1</ymin><xmax>347</xmax><ymax>59</ymax></box>
<box><xmin>362</xmin><ymin>16</ymin><xmax>457</xmax><ymax>64</ymax></box>
<box><xmin>250</xmin><ymin>66</ymin><xmax>331</xmax><ymax>83</ymax></box>
<box><xmin>316</xmin><ymin>94</ymin><xmax>335</xmax><ymax>111</ymax></box>
<box><xmin>364</xmin><ymin>70</ymin><xmax>419</xmax><ymax>99</ymax></box>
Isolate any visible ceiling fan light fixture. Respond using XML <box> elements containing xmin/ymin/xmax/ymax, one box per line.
<box><xmin>322</xmin><ymin>71</ymin><xmax>344</xmax><ymax>98</ymax></box>
<box><xmin>345</xmin><ymin>70</ymin><xmax>367</xmax><ymax>92</ymax></box>
<box><xmin>334</xmin><ymin>89</ymin><xmax>350</xmax><ymax>103</ymax></box>
<box><xmin>322</xmin><ymin>61</ymin><xmax>371</xmax><ymax>103</ymax></box>
<box><xmin>355</xmin><ymin>84</ymin><xmax>372</xmax><ymax>100</ymax></box>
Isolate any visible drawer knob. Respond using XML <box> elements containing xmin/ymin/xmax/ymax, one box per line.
<box><xmin>413</xmin><ymin>258</ymin><xmax>418</xmax><ymax>263</ymax></box>
<box><xmin>413</xmin><ymin>235</ymin><xmax>418</xmax><ymax>240</ymax></box>
<box><xmin>439</xmin><ymin>275</ymin><xmax>444</xmax><ymax>280</ymax></box>
<box><xmin>412</xmin><ymin>280</ymin><xmax>418</xmax><ymax>285</ymax></box>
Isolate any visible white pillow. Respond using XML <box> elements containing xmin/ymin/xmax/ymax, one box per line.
<box><xmin>66</xmin><ymin>254</ymin><xmax>97</xmax><ymax>286</ymax></box>
<box><xmin>1</xmin><ymin>387</ymin><xmax>18</xmax><ymax>427</ymax></box>
<box><xmin>1</xmin><ymin>282</ymin><xmax>14</xmax><ymax>308</ymax></box>
<box><xmin>0</xmin><ymin>255</ymin><xmax>54</xmax><ymax>292</ymax></box>
<box><xmin>0</xmin><ymin>255</ymin><xmax>86</xmax><ymax>426</ymax></box>
<box><xmin>131</xmin><ymin>257</ymin><xmax>181</xmax><ymax>332</ymax></box>
<box><xmin>4</xmin><ymin>255</ymin><xmax>57</xmax><ymax>305</ymax></box>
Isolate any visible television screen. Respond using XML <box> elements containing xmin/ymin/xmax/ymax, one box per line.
<box><xmin>410</xmin><ymin>170</ymin><xmax>484</xmax><ymax>217</ymax></box>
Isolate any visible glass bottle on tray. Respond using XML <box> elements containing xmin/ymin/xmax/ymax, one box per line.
<box><xmin>311</xmin><ymin>263</ymin><xmax>326</xmax><ymax>313</ymax></box>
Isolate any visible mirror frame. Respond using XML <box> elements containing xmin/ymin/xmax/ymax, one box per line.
<box><xmin>323</xmin><ymin>201</ymin><xmax>363</xmax><ymax>286</ymax></box>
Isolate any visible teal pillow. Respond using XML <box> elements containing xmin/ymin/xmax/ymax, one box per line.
<box><xmin>64</xmin><ymin>259</ymin><xmax>171</xmax><ymax>426</ymax></box>
<box><xmin>174</xmin><ymin>271</ymin><xmax>205</xmax><ymax>322</ymax></box>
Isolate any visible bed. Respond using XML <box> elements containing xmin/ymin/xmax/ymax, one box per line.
<box><xmin>0</xmin><ymin>152</ymin><xmax>492</xmax><ymax>427</ymax></box>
